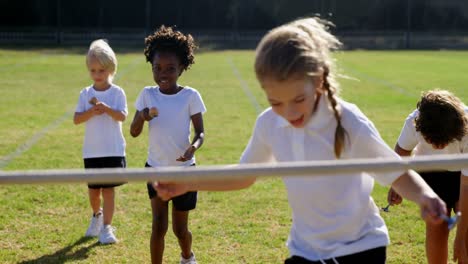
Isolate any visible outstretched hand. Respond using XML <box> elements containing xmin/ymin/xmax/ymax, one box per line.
<box><xmin>387</xmin><ymin>187</ymin><xmax>403</xmax><ymax>205</ymax></box>
<box><xmin>419</xmin><ymin>194</ymin><xmax>446</xmax><ymax>225</ymax></box>
<box><xmin>153</xmin><ymin>181</ymin><xmax>189</xmax><ymax>201</ymax></box>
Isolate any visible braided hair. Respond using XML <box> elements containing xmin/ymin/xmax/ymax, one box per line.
<box><xmin>255</xmin><ymin>17</ymin><xmax>347</xmax><ymax>158</ymax></box>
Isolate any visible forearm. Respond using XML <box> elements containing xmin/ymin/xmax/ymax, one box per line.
<box><xmin>107</xmin><ymin>109</ymin><xmax>126</xmax><ymax>122</ymax></box>
<box><xmin>73</xmin><ymin>111</ymin><xmax>93</xmax><ymax>124</ymax></box>
<box><xmin>391</xmin><ymin>170</ymin><xmax>437</xmax><ymax>204</ymax></box>
<box><xmin>130</xmin><ymin>111</ymin><xmax>145</xmax><ymax>137</ymax></box>
<box><xmin>191</xmin><ymin>132</ymin><xmax>204</xmax><ymax>149</ymax></box>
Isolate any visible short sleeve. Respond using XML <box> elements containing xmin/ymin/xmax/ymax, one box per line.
<box><xmin>351</xmin><ymin>120</ymin><xmax>403</xmax><ymax>186</ymax></box>
<box><xmin>240</xmin><ymin>116</ymin><xmax>274</xmax><ymax>164</ymax></box>
<box><xmin>75</xmin><ymin>89</ymin><xmax>87</xmax><ymax>113</ymax></box>
<box><xmin>189</xmin><ymin>90</ymin><xmax>207</xmax><ymax>116</ymax></box>
<box><xmin>134</xmin><ymin>89</ymin><xmax>148</xmax><ymax>111</ymax></box>
<box><xmin>397</xmin><ymin>112</ymin><xmax>418</xmax><ymax>151</ymax></box>
<box><xmin>117</xmin><ymin>88</ymin><xmax>128</xmax><ymax>115</ymax></box>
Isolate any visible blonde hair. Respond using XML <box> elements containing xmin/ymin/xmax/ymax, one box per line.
<box><xmin>254</xmin><ymin>17</ymin><xmax>347</xmax><ymax>158</ymax></box>
<box><xmin>86</xmin><ymin>39</ymin><xmax>118</xmax><ymax>80</ymax></box>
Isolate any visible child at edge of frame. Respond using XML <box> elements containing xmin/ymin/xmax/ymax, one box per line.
<box><xmin>387</xmin><ymin>89</ymin><xmax>468</xmax><ymax>264</ymax></box>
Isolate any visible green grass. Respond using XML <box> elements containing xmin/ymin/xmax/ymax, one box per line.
<box><xmin>0</xmin><ymin>48</ymin><xmax>467</xmax><ymax>263</ymax></box>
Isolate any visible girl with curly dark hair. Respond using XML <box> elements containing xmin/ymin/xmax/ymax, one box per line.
<box><xmin>387</xmin><ymin>89</ymin><xmax>468</xmax><ymax>264</ymax></box>
<box><xmin>130</xmin><ymin>25</ymin><xmax>205</xmax><ymax>264</ymax></box>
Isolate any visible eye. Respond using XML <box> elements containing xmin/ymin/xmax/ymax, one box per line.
<box><xmin>270</xmin><ymin>102</ymin><xmax>282</xmax><ymax>107</ymax></box>
<box><xmin>295</xmin><ymin>97</ymin><xmax>305</xmax><ymax>103</ymax></box>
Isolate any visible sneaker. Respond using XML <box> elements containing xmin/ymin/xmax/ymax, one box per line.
<box><xmin>85</xmin><ymin>210</ymin><xmax>103</xmax><ymax>237</ymax></box>
<box><xmin>180</xmin><ymin>252</ymin><xmax>197</xmax><ymax>264</ymax></box>
<box><xmin>99</xmin><ymin>225</ymin><xmax>117</xmax><ymax>244</ymax></box>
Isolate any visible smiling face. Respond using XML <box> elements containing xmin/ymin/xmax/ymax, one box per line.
<box><xmin>261</xmin><ymin>76</ymin><xmax>322</xmax><ymax>128</ymax></box>
<box><xmin>151</xmin><ymin>51</ymin><xmax>184</xmax><ymax>93</ymax></box>
<box><xmin>87</xmin><ymin>56</ymin><xmax>112</xmax><ymax>90</ymax></box>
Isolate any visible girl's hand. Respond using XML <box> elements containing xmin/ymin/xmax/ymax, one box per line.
<box><xmin>140</xmin><ymin>108</ymin><xmax>154</xmax><ymax>121</ymax></box>
<box><xmin>176</xmin><ymin>146</ymin><xmax>196</xmax><ymax>162</ymax></box>
<box><xmin>419</xmin><ymin>193</ymin><xmax>446</xmax><ymax>225</ymax></box>
<box><xmin>153</xmin><ymin>181</ymin><xmax>189</xmax><ymax>201</ymax></box>
<box><xmin>91</xmin><ymin>104</ymin><xmax>105</xmax><ymax>115</ymax></box>
<box><xmin>95</xmin><ymin>101</ymin><xmax>111</xmax><ymax>114</ymax></box>
<box><xmin>387</xmin><ymin>187</ymin><xmax>403</xmax><ymax>205</ymax></box>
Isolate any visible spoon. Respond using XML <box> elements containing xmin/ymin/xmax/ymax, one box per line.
<box><xmin>440</xmin><ymin>212</ymin><xmax>461</xmax><ymax>230</ymax></box>
<box><xmin>381</xmin><ymin>204</ymin><xmax>390</xmax><ymax>212</ymax></box>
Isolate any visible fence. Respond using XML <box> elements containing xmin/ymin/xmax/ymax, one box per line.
<box><xmin>1</xmin><ymin>30</ymin><xmax>468</xmax><ymax>50</ymax></box>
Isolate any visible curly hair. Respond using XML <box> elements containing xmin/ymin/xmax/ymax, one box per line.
<box><xmin>144</xmin><ymin>25</ymin><xmax>196</xmax><ymax>71</ymax></box>
<box><xmin>415</xmin><ymin>90</ymin><xmax>468</xmax><ymax>146</ymax></box>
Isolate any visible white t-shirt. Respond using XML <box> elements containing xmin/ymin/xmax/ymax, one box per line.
<box><xmin>397</xmin><ymin>108</ymin><xmax>468</xmax><ymax>175</ymax></box>
<box><xmin>135</xmin><ymin>86</ymin><xmax>206</xmax><ymax>167</ymax></box>
<box><xmin>240</xmin><ymin>95</ymin><xmax>403</xmax><ymax>261</ymax></box>
<box><xmin>75</xmin><ymin>84</ymin><xmax>127</xmax><ymax>158</ymax></box>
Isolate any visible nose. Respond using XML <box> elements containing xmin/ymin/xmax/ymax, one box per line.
<box><xmin>284</xmin><ymin>104</ymin><xmax>300</xmax><ymax>120</ymax></box>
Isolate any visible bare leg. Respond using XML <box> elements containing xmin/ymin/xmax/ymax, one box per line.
<box><xmin>172</xmin><ymin>209</ymin><xmax>192</xmax><ymax>259</ymax></box>
<box><xmin>426</xmin><ymin>212</ymin><xmax>450</xmax><ymax>264</ymax></box>
<box><xmin>101</xmin><ymin>187</ymin><xmax>115</xmax><ymax>225</ymax></box>
<box><xmin>150</xmin><ymin>197</ymin><xmax>169</xmax><ymax>264</ymax></box>
<box><xmin>88</xmin><ymin>188</ymin><xmax>101</xmax><ymax>214</ymax></box>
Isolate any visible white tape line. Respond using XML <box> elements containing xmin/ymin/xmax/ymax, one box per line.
<box><xmin>228</xmin><ymin>57</ymin><xmax>262</xmax><ymax>114</ymax></box>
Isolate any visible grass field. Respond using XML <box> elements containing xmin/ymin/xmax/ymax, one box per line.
<box><xmin>0</xmin><ymin>47</ymin><xmax>467</xmax><ymax>263</ymax></box>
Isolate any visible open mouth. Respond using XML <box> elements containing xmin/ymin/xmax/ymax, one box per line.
<box><xmin>289</xmin><ymin>116</ymin><xmax>304</xmax><ymax>127</ymax></box>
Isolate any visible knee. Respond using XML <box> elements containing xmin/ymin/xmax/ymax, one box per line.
<box><xmin>152</xmin><ymin>219</ymin><xmax>168</xmax><ymax>239</ymax></box>
<box><xmin>173</xmin><ymin>225</ymin><xmax>190</xmax><ymax>239</ymax></box>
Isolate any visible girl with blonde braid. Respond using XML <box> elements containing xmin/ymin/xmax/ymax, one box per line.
<box><xmin>154</xmin><ymin>17</ymin><xmax>446</xmax><ymax>263</ymax></box>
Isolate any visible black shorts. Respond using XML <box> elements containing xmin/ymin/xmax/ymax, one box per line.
<box><xmin>419</xmin><ymin>170</ymin><xmax>460</xmax><ymax>211</ymax></box>
<box><xmin>145</xmin><ymin>162</ymin><xmax>197</xmax><ymax>211</ymax></box>
<box><xmin>284</xmin><ymin>246</ymin><xmax>386</xmax><ymax>264</ymax></box>
<box><xmin>84</xmin><ymin>156</ymin><xmax>126</xmax><ymax>189</ymax></box>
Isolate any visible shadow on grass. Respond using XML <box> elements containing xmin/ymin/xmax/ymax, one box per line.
<box><xmin>18</xmin><ymin>237</ymin><xmax>100</xmax><ymax>264</ymax></box>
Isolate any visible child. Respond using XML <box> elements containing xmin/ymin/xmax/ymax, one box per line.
<box><xmin>154</xmin><ymin>18</ymin><xmax>447</xmax><ymax>263</ymax></box>
<box><xmin>386</xmin><ymin>90</ymin><xmax>468</xmax><ymax>263</ymax></box>
<box><xmin>130</xmin><ymin>26</ymin><xmax>205</xmax><ymax>264</ymax></box>
<box><xmin>73</xmin><ymin>39</ymin><xmax>127</xmax><ymax>244</ymax></box>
